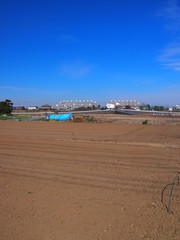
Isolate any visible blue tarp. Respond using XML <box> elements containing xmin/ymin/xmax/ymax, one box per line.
<box><xmin>48</xmin><ymin>113</ymin><xmax>72</xmax><ymax>121</ymax></box>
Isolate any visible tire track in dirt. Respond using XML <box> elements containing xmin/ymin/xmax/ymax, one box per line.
<box><xmin>0</xmin><ymin>159</ymin><xmax>171</xmax><ymax>186</ymax></box>
<box><xmin>0</xmin><ymin>136</ymin><xmax>179</xmax><ymax>149</ymax></box>
<box><xmin>0</xmin><ymin>152</ymin><xmax>176</xmax><ymax>174</ymax></box>
<box><xmin>0</xmin><ymin>138</ymin><xmax>176</xmax><ymax>160</ymax></box>
<box><xmin>0</xmin><ymin>145</ymin><xmax>178</xmax><ymax>195</ymax></box>
<box><xmin>0</xmin><ymin>166</ymin><xmax>168</xmax><ymax>195</ymax></box>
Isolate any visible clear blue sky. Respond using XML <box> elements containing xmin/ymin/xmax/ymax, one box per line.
<box><xmin>0</xmin><ymin>0</ymin><xmax>180</xmax><ymax>106</ymax></box>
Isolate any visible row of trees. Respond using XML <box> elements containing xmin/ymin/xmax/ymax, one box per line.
<box><xmin>140</xmin><ymin>104</ymin><xmax>166</xmax><ymax>111</ymax></box>
<box><xmin>124</xmin><ymin>104</ymin><xmax>169</xmax><ymax>111</ymax></box>
<box><xmin>0</xmin><ymin>99</ymin><xmax>13</xmax><ymax>114</ymax></box>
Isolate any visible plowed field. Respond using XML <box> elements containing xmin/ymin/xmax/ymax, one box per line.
<box><xmin>0</xmin><ymin>121</ymin><xmax>180</xmax><ymax>240</ymax></box>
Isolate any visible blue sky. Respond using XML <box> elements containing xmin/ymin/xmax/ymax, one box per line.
<box><xmin>0</xmin><ymin>0</ymin><xmax>180</xmax><ymax>106</ymax></box>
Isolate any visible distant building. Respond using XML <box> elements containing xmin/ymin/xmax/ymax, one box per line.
<box><xmin>173</xmin><ymin>105</ymin><xmax>180</xmax><ymax>111</ymax></box>
<box><xmin>56</xmin><ymin>100</ymin><xmax>98</xmax><ymax>110</ymax></box>
<box><xmin>106</xmin><ymin>100</ymin><xmax>140</xmax><ymax>109</ymax></box>
<box><xmin>27</xmin><ymin>106</ymin><xmax>38</xmax><ymax>110</ymax></box>
<box><xmin>106</xmin><ymin>103</ymin><xmax>115</xmax><ymax>109</ymax></box>
<box><xmin>13</xmin><ymin>106</ymin><xmax>26</xmax><ymax>110</ymax></box>
<box><xmin>40</xmin><ymin>104</ymin><xmax>52</xmax><ymax>110</ymax></box>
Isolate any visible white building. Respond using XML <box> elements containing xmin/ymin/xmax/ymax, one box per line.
<box><xmin>173</xmin><ymin>105</ymin><xmax>180</xmax><ymax>110</ymax></box>
<box><xmin>27</xmin><ymin>106</ymin><xmax>38</xmax><ymax>110</ymax></box>
<box><xmin>106</xmin><ymin>103</ymin><xmax>115</xmax><ymax>109</ymax></box>
<box><xmin>106</xmin><ymin>100</ymin><xmax>140</xmax><ymax>109</ymax></box>
<box><xmin>56</xmin><ymin>100</ymin><xmax>98</xmax><ymax>110</ymax></box>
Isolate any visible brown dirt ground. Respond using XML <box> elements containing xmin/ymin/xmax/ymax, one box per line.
<box><xmin>86</xmin><ymin>113</ymin><xmax>180</xmax><ymax>125</ymax></box>
<box><xmin>0</xmin><ymin>118</ymin><xmax>180</xmax><ymax>240</ymax></box>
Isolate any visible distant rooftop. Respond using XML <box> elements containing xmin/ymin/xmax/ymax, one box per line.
<box><xmin>108</xmin><ymin>100</ymin><xmax>140</xmax><ymax>107</ymax></box>
<box><xmin>56</xmin><ymin>100</ymin><xmax>98</xmax><ymax>110</ymax></box>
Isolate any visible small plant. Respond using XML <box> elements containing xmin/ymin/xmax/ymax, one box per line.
<box><xmin>72</xmin><ymin>116</ymin><xmax>94</xmax><ymax>123</ymax></box>
<box><xmin>142</xmin><ymin>119</ymin><xmax>148</xmax><ymax>125</ymax></box>
<box><xmin>73</xmin><ymin>116</ymin><xmax>85</xmax><ymax>122</ymax></box>
<box><xmin>86</xmin><ymin>117</ymin><xmax>94</xmax><ymax>123</ymax></box>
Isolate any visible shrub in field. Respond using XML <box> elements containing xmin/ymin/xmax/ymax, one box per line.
<box><xmin>142</xmin><ymin>119</ymin><xmax>148</xmax><ymax>125</ymax></box>
<box><xmin>72</xmin><ymin>116</ymin><xmax>94</xmax><ymax>123</ymax></box>
<box><xmin>86</xmin><ymin>117</ymin><xmax>94</xmax><ymax>122</ymax></box>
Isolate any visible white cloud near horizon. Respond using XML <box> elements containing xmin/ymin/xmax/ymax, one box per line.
<box><xmin>0</xmin><ymin>85</ymin><xmax>67</xmax><ymax>96</ymax></box>
<box><xmin>138</xmin><ymin>85</ymin><xmax>180</xmax><ymax>106</ymax></box>
<box><xmin>0</xmin><ymin>86</ymin><xmax>24</xmax><ymax>90</ymax></box>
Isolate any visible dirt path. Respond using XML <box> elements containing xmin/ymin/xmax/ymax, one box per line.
<box><xmin>0</xmin><ymin>121</ymin><xmax>180</xmax><ymax>240</ymax></box>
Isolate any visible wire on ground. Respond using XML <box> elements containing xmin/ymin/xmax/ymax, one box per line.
<box><xmin>161</xmin><ymin>175</ymin><xmax>179</xmax><ymax>213</ymax></box>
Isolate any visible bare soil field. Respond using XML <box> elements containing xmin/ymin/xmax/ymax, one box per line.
<box><xmin>0</xmin><ymin>119</ymin><xmax>180</xmax><ymax>240</ymax></box>
<box><xmin>87</xmin><ymin>113</ymin><xmax>180</xmax><ymax>125</ymax></box>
